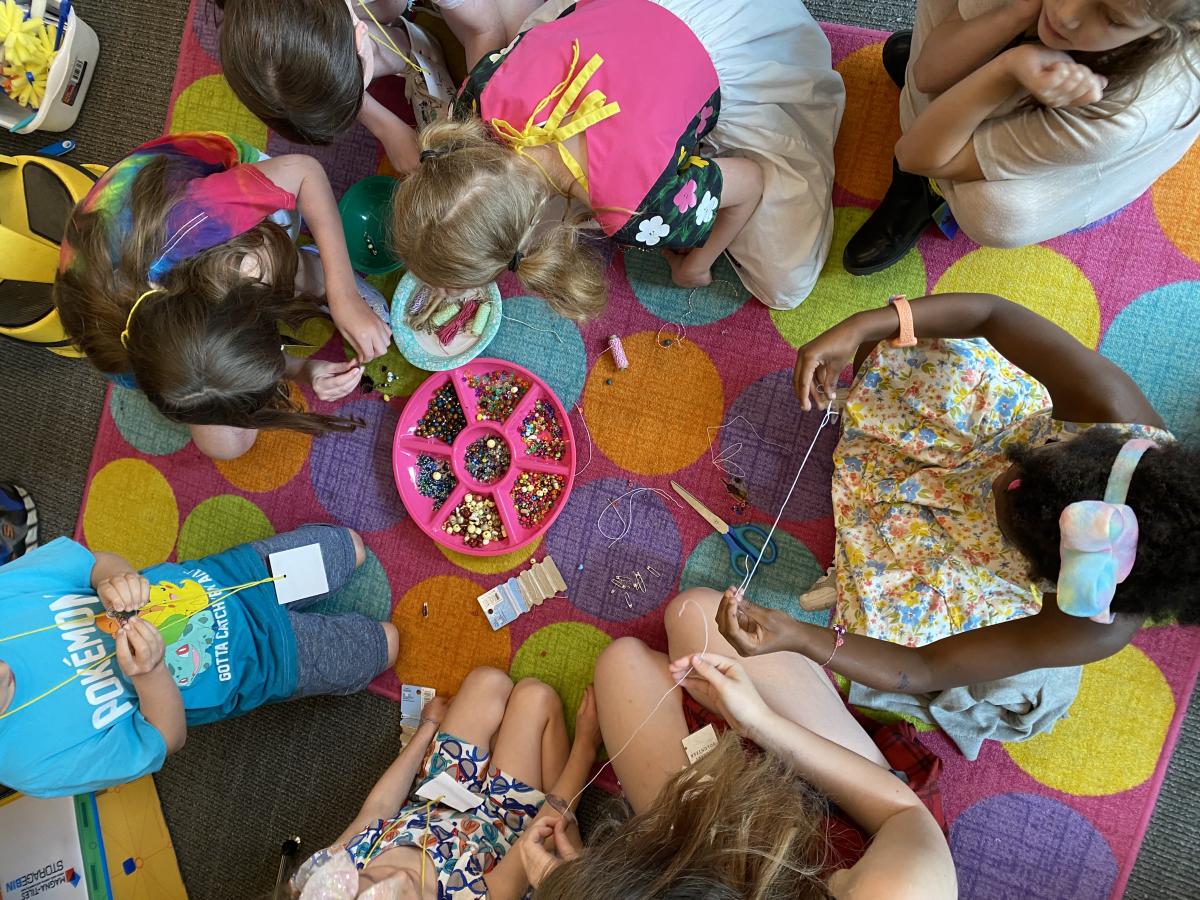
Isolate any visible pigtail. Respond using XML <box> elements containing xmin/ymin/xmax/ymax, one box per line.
<box><xmin>513</xmin><ymin>218</ymin><xmax>606</xmax><ymax>322</ymax></box>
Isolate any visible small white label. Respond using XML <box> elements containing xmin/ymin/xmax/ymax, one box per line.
<box><xmin>268</xmin><ymin>544</ymin><xmax>329</xmax><ymax>604</ymax></box>
<box><xmin>400</xmin><ymin>684</ymin><xmax>436</xmax><ymax>730</ymax></box>
<box><xmin>416</xmin><ymin>771</ymin><xmax>484</xmax><ymax>812</ymax></box>
<box><xmin>681</xmin><ymin>724</ymin><xmax>719</xmax><ymax>764</ymax></box>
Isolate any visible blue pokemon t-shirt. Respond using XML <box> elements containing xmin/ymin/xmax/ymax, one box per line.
<box><xmin>0</xmin><ymin>537</ymin><xmax>297</xmax><ymax>797</ymax></box>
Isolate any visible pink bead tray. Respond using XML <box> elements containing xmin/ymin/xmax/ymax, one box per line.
<box><xmin>392</xmin><ymin>359</ymin><xmax>576</xmax><ymax>555</ymax></box>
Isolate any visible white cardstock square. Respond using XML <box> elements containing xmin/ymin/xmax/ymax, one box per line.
<box><xmin>268</xmin><ymin>543</ymin><xmax>329</xmax><ymax>604</ymax></box>
<box><xmin>416</xmin><ymin>771</ymin><xmax>485</xmax><ymax>812</ymax></box>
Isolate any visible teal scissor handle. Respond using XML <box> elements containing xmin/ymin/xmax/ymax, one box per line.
<box><xmin>724</xmin><ymin>524</ymin><xmax>777</xmax><ymax>576</ymax></box>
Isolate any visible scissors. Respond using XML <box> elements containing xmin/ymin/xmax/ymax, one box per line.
<box><xmin>671</xmin><ymin>481</ymin><xmax>777</xmax><ymax>576</ymax></box>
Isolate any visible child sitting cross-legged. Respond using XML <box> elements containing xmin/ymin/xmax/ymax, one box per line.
<box><xmin>0</xmin><ymin>524</ymin><xmax>398</xmax><ymax>797</ymax></box>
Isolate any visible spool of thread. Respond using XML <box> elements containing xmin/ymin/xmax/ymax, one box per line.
<box><xmin>469</xmin><ymin>301</ymin><xmax>492</xmax><ymax>337</ymax></box>
<box><xmin>608</xmin><ymin>334</ymin><xmax>629</xmax><ymax>370</ymax></box>
<box><xmin>430</xmin><ymin>301</ymin><xmax>461</xmax><ymax>328</ymax></box>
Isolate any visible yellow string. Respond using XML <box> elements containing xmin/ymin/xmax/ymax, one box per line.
<box><xmin>356</xmin><ymin>0</ymin><xmax>423</xmax><ymax>75</ymax></box>
<box><xmin>119</xmin><ymin>288</ymin><xmax>164</xmax><ymax>349</ymax></box>
<box><xmin>357</xmin><ymin>794</ymin><xmax>443</xmax><ymax>893</ymax></box>
<box><xmin>0</xmin><ymin>651</ymin><xmax>118</xmax><ymax>720</ymax></box>
<box><xmin>0</xmin><ymin>576</ymin><xmax>282</xmax><ymax>719</ymax></box>
<box><xmin>489</xmin><ymin>40</ymin><xmax>621</xmax><ymax>195</ymax></box>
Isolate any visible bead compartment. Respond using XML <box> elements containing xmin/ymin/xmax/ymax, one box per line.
<box><xmin>393</xmin><ymin>359</ymin><xmax>576</xmax><ymax>555</ymax></box>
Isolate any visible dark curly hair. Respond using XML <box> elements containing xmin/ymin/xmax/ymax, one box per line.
<box><xmin>1006</xmin><ymin>427</ymin><xmax>1200</xmax><ymax>625</ymax></box>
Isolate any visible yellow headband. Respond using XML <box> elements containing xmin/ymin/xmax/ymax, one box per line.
<box><xmin>120</xmin><ymin>288</ymin><xmax>163</xmax><ymax>348</ymax></box>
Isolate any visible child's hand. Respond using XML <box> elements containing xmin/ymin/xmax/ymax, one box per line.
<box><xmin>519</xmin><ymin>816</ymin><xmax>579</xmax><ymax>888</ymax></box>
<box><xmin>421</xmin><ymin>695</ymin><xmax>450</xmax><ymax>728</ymax></box>
<box><xmin>573</xmin><ymin>685</ymin><xmax>602</xmax><ymax>753</ymax></box>
<box><xmin>663</xmin><ymin>250</ymin><xmax>713</xmax><ymax>289</ymax></box>
<box><xmin>793</xmin><ymin>319</ymin><xmax>861</xmax><ymax>411</ymax></box>
<box><xmin>97</xmin><ymin>572</ymin><xmax>151</xmax><ymax>615</ymax></box>
<box><xmin>330</xmin><ymin>292</ymin><xmax>392</xmax><ymax>362</ymax></box>
<box><xmin>1005</xmin><ymin>44</ymin><xmax>1107</xmax><ymax>108</ymax></box>
<box><xmin>716</xmin><ymin>587</ymin><xmax>802</xmax><ymax>658</ymax></box>
<box><xmin>667</xmin><ymin>652</ymin><xmax>770</xmax><ymax>737</ymax></box>
<box><xmin>115</xmin><ymin>617</ymin><xmax>166</xmax><ymax>680</ymax></box>
<box><xmin>304</xmin><ymin>358</ymin><xmax>364</xmax><ymax>401</ymax></box>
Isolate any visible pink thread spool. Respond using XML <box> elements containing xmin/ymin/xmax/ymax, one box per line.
<box><xmin>608</xmin><ymin>334</ymin><xmax>629</xmax><ymax>370</ymax></box>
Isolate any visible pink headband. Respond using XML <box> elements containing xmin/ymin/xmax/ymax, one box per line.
<box><xmin>1056</xmin><ymin>438</ymin><xmax>1157</xmax><ymax>624</ymax></box>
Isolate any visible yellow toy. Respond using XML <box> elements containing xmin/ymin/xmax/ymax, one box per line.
<box><xmin>0</xmin><ymin>0</ymin><xmax>43</xmax><ymax>68</ymax></box>
<box><xmin>0</xmin><ymin>153</ymin><xmax>105</xmax><ymax>356</ymax></box>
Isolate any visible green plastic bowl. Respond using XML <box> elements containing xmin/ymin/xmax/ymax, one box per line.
<box><xmin>338</xmin><ymin>175</ymin><xmax>402</xmax><ymax>275</ymax></box>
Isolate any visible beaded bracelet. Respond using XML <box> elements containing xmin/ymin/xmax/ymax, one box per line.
<box><xmin>419</xmin><ymin>717</ymin><xmax>441</xmax><ymax>728</ymax></box>
<box><xmin>820</xmin><ymin>623</ymin><xmax>846</xmax><ymax>667</ymax></box>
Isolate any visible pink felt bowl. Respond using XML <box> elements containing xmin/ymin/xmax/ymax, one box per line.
<box><xmin>393</xmin><ymin>359</ymin><xmax>576</xmax><ymax>555</ymax></box>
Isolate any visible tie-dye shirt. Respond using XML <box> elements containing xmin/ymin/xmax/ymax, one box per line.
<box><xmin>59</xmin><ymin>132</ymin><xmax>295</xmax><ymax>282</ymax></box>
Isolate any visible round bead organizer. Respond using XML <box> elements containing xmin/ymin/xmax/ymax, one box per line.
<box><xmin>393</xmin><ymin>359</ymin><xmax>576</xmax><ymax>555</ymax></box>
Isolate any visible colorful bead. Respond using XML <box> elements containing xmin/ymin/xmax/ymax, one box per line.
<box><xmin>443</xmin><ymin>493</ymin><xmax>507</xmax><ymax>548</ymax></box>
<box><xmin>465</xmin><ymin>370</ymin><xmax>530</xmax><ymax>423</ymax></box>
<box><xmin>519</xmin><ymin>399</ymin><xmax>566</xmax><ymax>460</ymax></box>
<box><xmin>464</xmin><ymin>435</ymin><xmax>511</xmax><ymax>484</ymax></box>
<box><xmin>510</xmin><ymin>472</ymin><xmax>566</xmax><ymax>529</ymax></box>
<box><xmin>415</xmin><ymin>454</ymin><xmax>456</xmax><ymax>510</ymax></box>
<box><xmin>415</xmin><ymin>383</ymin><xmax>468</xmax><ymax>444</ymax></box>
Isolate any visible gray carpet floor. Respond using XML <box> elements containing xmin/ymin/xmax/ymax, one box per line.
<box><xmin>1</xmin><ymin>1</ymin><xmax>1195</xmax><ymax>897</ymax></box>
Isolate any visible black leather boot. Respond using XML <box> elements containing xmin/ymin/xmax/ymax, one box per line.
<box><xmin>843</xmin><ymin>158</ymin><xmax>941</xmax><ymax>276</ymax></box>
<box><xmin>883</xmin><ymin>30</ymin><xmax>912</xmax><ymax>89</ymax></box>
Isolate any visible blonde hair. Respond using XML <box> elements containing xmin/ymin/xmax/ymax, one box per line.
<box><xmin>535</xmin><ymin>734</ymin><xmax>833</xmax><ymax>900</ymax></box>
<box><xmin>391</xmin><ymin>118</ymin><xmax>607</xmax><ymax>322</ymax></box>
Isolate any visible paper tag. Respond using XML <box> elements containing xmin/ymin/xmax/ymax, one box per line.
<box><xmin>268</xmin><ymin>544</ymin><xmax>329</xmax><ymax>604</ymax></box>
<box><xmin>477</xmin><ymin>579</ymin><xmax>528</xmax><ymax>630</ymax></box>
<box><xmin>400</xmin><ymin>684</ymin><xmax>436</xmax><ymax>730</ymax></box>
<box><xmin>681</xmin><ymin>724</ymin><xmax>719</xmax><ymax>764</ymax></box>
<box><xmin>416</xmin><ymin>771</ymin><xmax>484</xmax><ymax>813</ymax></box>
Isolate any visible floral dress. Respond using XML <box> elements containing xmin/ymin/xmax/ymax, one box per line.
<box><xmin>832</xmin><ymin>338</ymin><xmax>1173</xmax><ymax>647</ymax></box>
<box><xmin>454</xmin><ymin>0</ymin><xmax>724</xmax><ymax>251</ymax></box>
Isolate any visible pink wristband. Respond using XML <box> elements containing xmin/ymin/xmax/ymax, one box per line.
<box><xmin>888</xmin><ymin>295</ymin><xmax>918</xmax><ymax>348</ymax></box>
<box><xmin>820</xmin><ymin>623</ymin><xmax>846</xmax><ymax>667</ymax></box>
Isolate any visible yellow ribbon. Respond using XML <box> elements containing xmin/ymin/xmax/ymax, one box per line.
<box><xmin>489</xmin><ymin>40</ymin><xmax>621</xmax><ymax>194</ymax></box>
<box><xmin>120</xmin><ymin>288</ymin><xmax>164</xmax><ymax>349</ymax></box>
<box><xmin>677</xmin><ymin>146</ymin><xmax>708</xmax><ymax>170</ymax></box>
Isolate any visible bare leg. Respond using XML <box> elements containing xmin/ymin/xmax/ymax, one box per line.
<box><xmin>439</xmin><ymin>666</ymin><xmax>514</xmax><ymax>748</ymax></box>
<box><xmin>189</xmin><ymin>424</ymin><xmax>257</xmax><ymax>461</ymax></box>
<box><xmin>666</xmin><ymin>588</ymin><xmax>888</xmax><ymax>767</ymax></box>
<box><xmin>593</xmin><ymin>637</ymin><xmax>689</xmax><ymax>815</ymax></box>
<box><xmin>490</xmin><ymin>678</ymin><xmax>571</xmax><ymax>791</ymax></box>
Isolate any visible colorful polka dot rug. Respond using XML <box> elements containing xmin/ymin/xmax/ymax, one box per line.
<box><xmin>75</xmin><ymin>4</ymin><xmax>1200</xmax><ymax>899</ymax></box>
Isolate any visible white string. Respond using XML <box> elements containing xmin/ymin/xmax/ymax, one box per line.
<box><xmin>573</xmin><ymin>404</ymin><xmax>594</xmax><ymax>476</ymax></box>
<box><xmin>595</xmin><ymin>487</ymin><xmax>684</xmax><ymax>547</ymax></box>
<box><xmin>503</xmin><ymin>315</ymin><xmax>564</xmax><ymax>345</ymax></box>
<box><xmin>737</xmin><ymin>405</ymin><xmax>837</xmax><ymax>596</ymax></box>
<box><xmin>706</xmin><ymin>415</ymin><xmax>789</xmax><ymax>480</ymax></box>
<box><xmin>566</xmin><ymin>598</ymin><xmax>709</xmax><ymax>809</ymax></box>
